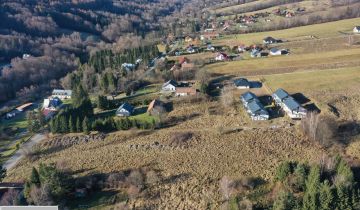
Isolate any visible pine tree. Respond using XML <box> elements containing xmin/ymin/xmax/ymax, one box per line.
<box><xmin>76</xmin><ymin>117</ymin><xmax>82</xmax><ymax>132</ymax></box>
<box><xmin>275</xmin><ymin>161</ymin><xmax>292</xmax><ymax>182</ymax></box>
<box><xmin>60</xmin><ymin>116</ymin><xmax>68</xmax><ymax>133</ymax></box>
<box><xmin>273</xmin><ymin>191</ymin><xmax>297</xmax><ymax>210</ymax></box>
<box><xmin>319</xmin><ymin>180</ymin><xmax>334</xmax><ymax>210</ymax></box>
<box><xmin>30</xmin><ymin>167</ymin><xmax>40</xmax><ymax>186</ymax></box>
<box><xmin>82</xmin><ymin>117</ymin><xmax>90</xmax><ymax>134</ymax></box>
<box><xmin>293</xmin><ymin>163</ymin><xmax>307</xmax><ymax>192</ymax></box>
<box><xmin>336</xmin><ymin>186</ymin><xmax>352</xmax><ymax>210</ymax></box>
<box><xmin>69</xmin><ymin>116</ymin><xmax>75</xmax><ymax>133</ymax></box>
<box><xmin>303</xmin><ymin>165</ymin><xmax>320</xmax><ymax>210</ymax></box>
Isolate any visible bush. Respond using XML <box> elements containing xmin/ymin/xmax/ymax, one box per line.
<box><xmin>275</xmin><ymin>161</ymin><xmax>292</xmax><ymax>182</ymax></box>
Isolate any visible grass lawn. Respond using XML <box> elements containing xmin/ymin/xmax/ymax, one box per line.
<box><xmin>212</xmin><ymin>17</ymin><xmax>360</xmax><ymax>45</ymax></box>
<box><xmin>263</xmin><ymin>67</ymin><xmax>360</xmax><ymax>109</ymax></box>
<box><xmin>0</xmin><ymin>134</ymin><xmax>32</xmax><ymax>164</ymax></box>
<box><xmin>129</xmin><ymin>111</ymin><xmax>157</xmax><ymax>124</ymax></box>
<box><xmin>205</xmin><ymin>47</ymin><xmax>360</xmax><ymax>75</ymax></box>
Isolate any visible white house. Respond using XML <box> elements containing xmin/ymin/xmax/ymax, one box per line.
<box><xmin>241</xmin><ymin>91</ymin><xmax>260</xmax><ymax>107</ymax></box>
<box><xmin>353</xmin><ymin>26</ymin><xmax>360</xmax><ymax>33</ymax></box>
<box><xmin>241</xmin><ymin>91</ymin><xmax>269</xmax><ymax>121</ymax></box>
<box><xmin>52</xmin><ymin>89</ymin><xmax>72</xmax><ymax>99</ymax></box>
<box><xmin>116</xmin><ymin>103</ymin><xmax>134</xmax><ymax>117</ymax></box>
<box><xmin>215</xmin><ymin>53</ymin><xmax>228</xmax><ymax>61</ymax></box>
<box><xmin>270</xmin><ymin>48</ymin><xmax>282</xmax><ymax>56</ymax></box>
<box><xmin>162</xmin><ymin>80</ymin><xmax>178</xmax><ymax>92</ymax></box>
<box><xmin>234</xmin><ymin>78</ymin><xmax>250</xmax><ymax>89</ymax></box>
<box><xmin>43</xmin><ymin>97</ymin><xmax>63</xmax><ymax>111</ymax></box>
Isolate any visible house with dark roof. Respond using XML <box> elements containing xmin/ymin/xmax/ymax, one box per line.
<box><xmin>43</xmin><ymin>97</ymin><xmax>63</xmax><ymax>111</ymax></box>
<box><xmin>234</xmin><ymin>78</ymin><xmax>250</xmax><ymax>89</ymax></box>
<box><xmin>353</xmin><ymin>26</ymin><xmax>360</xmax><ymax>33</ymax></box>
<box><xmin>272</xmin><ymin>88</ymin><xmax>306</xmax><ymax>119</ymax></box>
<box><xmin>263</xmin><ymin>36</ymin><xmax>281</xmax><ymax>44</ymax></box>
<box><xmin>241</xmin><ymin>91</ymin><xmax>269</xmax><ymax>121</ymax></box>
<box><xmin>241</xmin><ymin>92</ymin><xmax>259</xmax><ymax>107</ymax></box>
<box><xmin>270</xmin><ymin>48</ymin><xmax>289</xmax><ymax>56</ymax></box>
<box><xmin>116</xmin><ymin>103</ymin><xmax>134</xmax><ymax>117</ymax></box>
<box><xmin>162</xmin><ymin>80</ymin><xmax>178</xmax><ymax>93</ymax></box>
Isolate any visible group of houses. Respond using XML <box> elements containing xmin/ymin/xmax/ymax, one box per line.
<box><xmin>236</xmin><ymin>78</ymin><xmax>307</xmax><ymax>120</ymax></box>
<box><xmin>4</xmin><ymin>103</ymin><xmax>33</xmax><ymax>119</ymax></box>
<box><xmin>115</xmin><ymin>99</ymin><xmax>165</xmax><ymax>117</ymax></box>
<box><xmin>161</xmin><ymin>80</ymin><xmax>198</xmax><ymax>97</ymax></box>
<box><xmin>42</xmin><ymin>89</ymin><xmax>72</xmax><ymax>120</ymax></box>
<box><xmin>170</xmin><ymin>57</ymin><xmax>195</xmax><ymax>72</ymax></box>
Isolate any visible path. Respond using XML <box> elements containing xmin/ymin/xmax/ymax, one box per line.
<box><xmin>3</xmin><ymin>133</ymin><xmax>46</xmax><ymax>170</ymax></box>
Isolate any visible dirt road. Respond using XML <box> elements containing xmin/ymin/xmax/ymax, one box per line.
<box><xmin>3</xmin><ymin>133</ymin><xmax>46</xmax><ymax>170</ymax></box>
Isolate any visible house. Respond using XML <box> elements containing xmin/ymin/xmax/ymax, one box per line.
<box><xmin>240</xmin><ymin>91</ymin><xmax>260</xmax><ymax>107</ymax></box>
<box><xmin>270</xmin><ymin>48</ymin><xmax>282</xmax><ymax>56</ymax></box>
<box><xmin>147</xmin><ymin>99</ymin><xmax>165</xmax><ymax>115</ymax></box>
<box><xmin>175</xmin><ymin>87</ymin><xmax>197</xmax><ymax>97</ymax></box>
<box><xmin>52</xmin><ymin>89</ymin><xmax>72</xmax><ymax>99</ymax></box>
<box><xmin>22</xmin><ymin>54</ymin><xmax>31</xmax><ymax>60</ymax></box>
<box><xmin>238</xmin><ymin>44</ymin><xmax>246</xmax><ymax>53</ymax></box>
<box><xmin>16</xmin><ymin>103</ymin><xmax>33</xmax><ymax>112</ymax></box>
<box><xmin>353</xmin><ymin>26</ymin><xmax>360</xmax><ymax>33</ymax></box>
<box><xmin>247</xmin><ymin>101</ymin><xmax>270</xmax><ymax>121</ymax></box>
<box><xmin>234</xmin><ymin>78</ymin><xmax>250</xmax><ymax>89</ymax></box>
<box><xmin>116</xmin><ymin>102</ymin><xmax>134</xmax><ymax>117</ymax></box>
<box><xmin>215</xmin><ymin>53</ymin><xmax>229</xmax><ymax>61</ymax></box>
<box><xmin>43</xmin><ymin>97</ymin><xmax>63</xmax><ymax>111</ymax></box>
<box><xmin>162</xmin><ymin>80</ymin><xmax>178</xmax><ymax>92</ymax></box>
<box><xmin>186</xmin><ymin>46</ymin><xmax>196</xmax><ymax>54</ymax></box>
<box><xmin>263</xmin><ymin>36</ymin><xmax>280</xmax><ymax>44</ymax></box>
<box><xmin>251</xmin><ymin>50</ymin><xmax>268</xmax><ymax>58</ymax></box>
<box><xmin>179</xmin><ymin>57</ymin><xmax>189</xmax><ymax>65</ymax></box>
<box><xmin>184</xmin><ymin>36</ymin><xmax>193</xmax><ymax>43</ymax></box>
<box><xmin>42</xmin><ymin>109</ymin><xmax>57</xmax><ymax>120</ymax></box>
<box><xmin>122</xmin><ymin>63</ymin><xmax>136</xmax><ymax>72</ymax></box>
<box><xmin>272</xmin><ymin>88</ymin><xmax>307</xmax><ymax>119</ymax></box>
<box><xmin>241</xmin><ymin>91</ymin><xmax>269</xmax><ymax>121</ymax></box>
<box><xmin>201</xmin><ymin>32</ymin><xmax>220</xmax><ymax>40</ymax></box>
<box><xmin>206</xmin><ymin>44</ymin><xmax>215</xmax><ymax>51</ymax></box>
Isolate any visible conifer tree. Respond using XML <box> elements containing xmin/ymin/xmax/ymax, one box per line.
<box><xmin>69</xmin><ymin>116</ymin><xmax>75</xmax><ymax>133</ymax></box>
<box><xmin>303</xmin><ymin>165</ymin><xmax>321</xmax><ymax>210</ymax></box>
<box><xmin>30</xmin><ymin>167</ymin><xmax>40</xmax><ymax>186</ymax></box>
<box><xmin>76</xmin><ymin>117</ymin><xmax>82</xmax><ymax>132</ymax></box>
<box><xmin>319</xmin><ymin>180</ymin><xmax>334</xmax><ymax>210</ymax></box>
<box><xmin>82</xmin><ymin>117</ymin><xmax>90</xmax><ymax>134</ymax></box>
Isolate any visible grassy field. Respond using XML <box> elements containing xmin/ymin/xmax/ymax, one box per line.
<box><xmin>213</xmin><ymin>17</ymin><xmax>360</xmax><ymax>45</ymax></box>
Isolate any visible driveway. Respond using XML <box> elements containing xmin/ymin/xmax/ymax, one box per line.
<box><xmin>3</xmin><ymin>133</ymin><xmax>46</xmax><ymax>170</ymax></box>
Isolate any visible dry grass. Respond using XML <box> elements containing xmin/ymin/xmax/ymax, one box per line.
<box><xmin>5</xmin><ymin>98</ymin><xmax>325</xmax><ymax>208</ymax></box>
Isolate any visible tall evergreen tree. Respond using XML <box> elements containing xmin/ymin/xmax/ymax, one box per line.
<box><xmin>303</xmin><ymin>165</ymin><xmax>321</xmax><ymax>210</ymax></box>
<box><xmin>319</xmin><ymin>180</ymin><xmax>334</xmax><ymax>210</ymax></box>
<box><xmin>30</xmin><ymin>167</ymin><xmax>40</xmax><ymax>186</ymax></box>
<box><xmin>69</xmin><ymin>116</ymin><xmax>75</xmax><ymax>133</ymax></box>
<box><xmin>82</xmin><ymin>117</ymin><xmax>90</xmax><ymax>134</ymax></box>
<box><xmin>76</xmin><ymin>117</ymin><xmax>82</xmax><ymax>132</ymax></box>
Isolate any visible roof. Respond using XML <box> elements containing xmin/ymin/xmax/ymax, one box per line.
<box><xmin>270</xmin><ymin>48</ymin><xmax>280</xmax><ymax>53</ymax></box>
<box><xmin>181</xmin><ymin>63</ymin><xmax>195</xmax><ymax>68</ymax></box>
<box><xmin>264</xmin><ymin>36</ymin><xmax>276</xmax><ymax>42</ymax></box>
<box><xmin>355</xmin><ymin>26</ymin><xmax>360</xmax><ymax>30</ymax></box>
<box><xmin>175</xmin><ymin>87</ymin><xmax>197</xmax><ymax>94</ymax></box>
<box><xmin>117</xmin><ymin>102</ymin><xmax>134</xmax><ymax>112</ymax></box>
<box><xmin>52</xmin><ymin>89</ymin><xmax>72</xmax><ymax>96</ymax></box>
<box><xmin>43</xmin><ymin>97</ymin><xmax>62</xmax><ymax>109</ymax></box>
<box><xmin>241</xmin><ymin>91</ymin><xmax>257</xmax><ymax>102</ymax></box>
<box><xmin>273</xmin><ymin>88</ymin><xmax>289</xmax><ymax>100</ymax></box>
<box><xmin>16</xmin><ymin>103</ymin><xmax>33</xmax><ymax>111</ymax></box>
<box><xmin>283</xmin><ymin>97</ymin><xmax>301</xmax><ymax>111</ymax></box>
<box><xmin>147</xmin><ymin>99</ymin><xmax>164</xmax><ymax>112</ymax></box>
<box><xmin>163</xmin><ymin>80</ymin><xmax>178</xmax><ymax>88</ymax></box>
<box><xmin>247</xmin><ymin>101</ymin><xmax>268</xmax><ymax>115</ymax></box>
<box><xmin>234</xmin><ymin>78</ymin><xmax>250</xmax><ymax>87</ymax></box>
<box><xmin>179</xmin><ymin>57</ymin><xmax>188</xmax><ymax>64</ymax></box>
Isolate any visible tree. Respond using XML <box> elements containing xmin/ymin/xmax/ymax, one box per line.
<box><xmin>97</xmin><ymin>95</ymin><xmax>108</xmax><ymax>110</ymax></box>
<box><xmin>30</xmin><ymin>167</ymin><xmax>40</xmax><ymax>186</ymax></box>
<box><xmin>76</xmin><ymin>117</ymin><xmax>82</xmax><ymax>132</ymax></box>
<box><xmin>0</xmin><ymin>165</ymin><xmax>6</xmax><ymax>182</ymax></box>
<box><xmin>303</xmin><ymin>165</ymin><xmax>321</xmax><ymax>210</ymax></box>
<box><xmin>275</xmin><ymin>161</ymin><xmax>292</xmax><ymax>182</ymax></box>
<box><xmin>292</xmin><ymin>163</ymin><xmax>307</xmax><ymax>192</ymax></box>
<box><xmin>82</xmin><ymin>117</ymin><xmax>91</xmax><ymax>134</ymax></box>
<box><xmin>68</xmin><ymin>116</ymin><xmax>75</xmax><ymax>133</ymax></box>
<box><xmin>319</xmin><ymin>180</ymin><xmax>334</xmax><ymax>210</ymax></box>
<box><xmin>273</xmin><ymin>191</ymin><xmax>297</xmax><ymax>210</ymax></box>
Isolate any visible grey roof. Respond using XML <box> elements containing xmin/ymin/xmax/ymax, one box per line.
<box><xmin>163</xmin><ymin>80</ymin><xmax>178</xmax><ymax>88</ymax></box>
<box><xmin>273</xmin><ymin>88</ymin><xmax>289</xmax><ymax>100</ymax></box>
<box><xmin>247</xmin><ymin>101</ymin><xmax>268</xmax><ymax>116</ymax></box>
<box><xmin>264</xmin><ymin>37</ymin><xmax>277</xmax><ymax>42</ymax></box>
<box><xmin>52</xmin><ymin>89</ymin><xmax>72</xmax><ymax>96</ymax></box>
<box><xmin>270</xmin><ymin>48</ymin><xmax>280</xmax><ymax>53</ymax></box>
<box><xmin>355</xmin><ymin>26</ymin><xmax>360</xmax><ymax>30</ymax></box>
<box><xmin>117</xmin><ymin>102</ymin><xmax>134</xmax><ymax>113</ymax></box>
<box><xmin>283</xmin><ymin>97</ymin><xmax>300</xmax><ymax>111</ymax></box>
<box><xmin>234</xmin><ymin>78</ymin><xmax>249</xmax><ymax>87</ymax></box>
<box><xmin>241</xmin><ymin>91</ymin><xmax>257</xmax><ymax>102</ymax></box>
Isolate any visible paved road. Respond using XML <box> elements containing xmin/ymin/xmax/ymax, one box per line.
<box><xmin>3</xmin><ymin>133</ymin><xmax>46</xmax><ymax>170</ymax></box>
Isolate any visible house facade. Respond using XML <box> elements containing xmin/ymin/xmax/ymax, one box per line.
<box><xmin>52</xmin><ymin>89</ymin><xmax>72</xmax><ymax>99</ymax></box>
<box><xmin>175</xmin><ymin>87</ymin><xmax>197</xmax><ymax>97</ymax></box>
<box><xmin>43</xmin><ymin>97</ymin><xmax>63</xmax><ymax>111</ymax></box>
<box><xmin>116</xmin><ymin>103</ymin><xmax>134</xmax><ymax>117</ymax></box>
<box><xmin>353</xmin><ymin>26</ymin><xmax>360</xmax><ymax>33</ymax></box>
<box><xmin>215</xmin><ymin>53</ymin><xmax>228</xmax><ymax>61</ymax></box>
<box><xmin>162</xmin><ymin>80</ymin><xmax>178</xmax><ymax>92</ymax></box>
<box><xmin>272</xmin><ymin>88</ymin><xmax>307</xmax><ymax>119</ymax></box>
